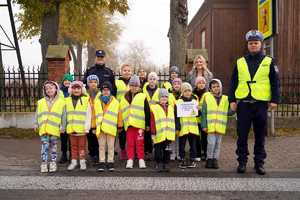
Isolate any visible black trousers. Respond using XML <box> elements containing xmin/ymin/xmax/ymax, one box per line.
<box><xmin>154</xmin><ymin>140</ymin><xmax>171</xmax><ymax>164</ymax></box>
<box><xmin>118</xmin><ymin>129</ymin><xmax>126</xmax><ymax>150</ymax></box>
<box><xmin>178</xmin><ymin>133</ymin><xmax>197</xmax><ymax>160</ymax></box>
<box><xmin>200</xmin><ymin>129</ymin><xmax>208</xmax><ymax>158</ymax></box>
<box><xmin>144</xmin><ymin>130</ymin><xmax>153</xmax><ymax>154</ymax></box>
<box><xmin>60</xmin><ymin>132</ymin><xmax>70</xmax><ymax>154</ymax></box>
<box><xmin>87</xmin><ymin>129</ymin><xmax>99</xmax><ymax>158</ymax></box>
<box><xmin>236</xmin><ymin>101</ymin><xmax>268</xmax><ymax>166</ymax></box>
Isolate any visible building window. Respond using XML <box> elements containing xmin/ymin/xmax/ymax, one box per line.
<box><xmin>201</xmin><ymin>30</ymin><xmax>206</xmax><ymax>49</ymax></box>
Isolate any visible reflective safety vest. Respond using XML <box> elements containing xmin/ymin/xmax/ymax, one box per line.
<box><xmin>176</xmin><ymin>99</ymin><xmax>199</xmax><ymax>137</ymax></box>
<box><xmin>235</xmin><ymin>56</ymin><xmax>272</xmax><ymax>101</ymax></box>
<box><xmin>205</xmin><ymin>93</ymin><xmax>229</xmax><ymax>135</ymax></box>
<box><xmin>151</xmin><ymin>104</ymin><xmax>175</xmax><ymax>144</ymax></box>
<box><xmin>197</xmin><ymin>92</ymin><xmax>209</xmax><ymax>123</ymax></box>
<box><xmin>168</xmin><ymin>93</ymin><xmax>177</xmax><ymax>106</ymax></box>
<box><xmin>95</xmin><ymin>96</ymin><xmax>119</xmax><ymax>137</ymax></box>
<box><xmin>116</xmin><ymin>79</ymin><xmax>129</xmax><ymax>101</ymax></box>
<box><xmin>162</xmin><ymin>81</ymin><xmax>172</xmax><ymax>91</ymax></box>
<box><xmin>37</xmin><ymin>97</ymin><xmax>65</xmax><ymax>137</ymax></box>
<box><xmin>143</xmin><ymin>85</ymin><xmax>160</xmax><ymax>105</ymax></box>
<box><xmin>120</xmin><ymin>93</ymin><xmax>146</xmax><ymax>131</ymax></box>
<box><xmin>65</xmin><ymin>96</ymin><xmax>89</xmax><ymax>135</ymax></box>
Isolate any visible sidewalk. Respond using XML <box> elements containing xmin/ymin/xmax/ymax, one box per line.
<box><xmin>0</xmin><ymin>136</ymin><xmax>299</xmax><ymax>173</ymax></box>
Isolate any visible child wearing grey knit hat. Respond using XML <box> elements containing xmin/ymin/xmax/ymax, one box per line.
<box><xmin>129</xmin><ymin>75</ymin><xmax>141</xmax><ymax>86</ymax></box>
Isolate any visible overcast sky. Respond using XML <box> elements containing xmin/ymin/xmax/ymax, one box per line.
<box><xmin>0</xmin><ymin>0</ymin><xmax>204</xmax><ymax>69</ymax></box>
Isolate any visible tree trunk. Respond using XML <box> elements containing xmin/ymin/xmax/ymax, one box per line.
<box><xmin>76</xmin><ymin>42</ymin><xmax>83</xmax><ymax>74</ymax></box>
<box><xmin>87</xmin><ymin>44</ymin><xmax>96</xmax><ymax>70</ymax></box>
<box><xmin>38</xmin><ymin>1</ymin><xmax>60</xmax><ymax>97</ymax></box>
<box><xmin>39</xmin><ymin>1</ymin><xmax>60</xmax><ymax>76</ymax></box>
<box><xmin>168</xmin><ymin>0</ymin><xmax>188</xmax><ymax>74</ymax></box>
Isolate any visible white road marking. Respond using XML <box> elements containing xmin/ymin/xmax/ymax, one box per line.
<box><xmin>0</xmin><ymin>176</ymin><xmax>299</xmax><ymax>191</ymax></box>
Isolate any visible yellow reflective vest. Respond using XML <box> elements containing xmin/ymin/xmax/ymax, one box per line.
<box><xmin>116</xmin><ymin>79</ymin><xmax>129</xmax><ymax>101</ymax></box>
<box><xmin>235</xmin><ymin>56</ymin><xmax>272</xmax><ymax>101</ymax></box>
<box><xmin>143</xmin><ymin>85</ymin><xmax>160</xmax><ymax>105</ymax></box>
<box><xmin>120</xmin><ymin>92</ymin><xmax>146</xmax><ymax>131</ymax></box>
<box><xmin>162</xmin><ymin>81</ymin><xmax>172</xmax><ymax>91</ymax></box>
<box><xmin>176</xmin><ymin>99</ymin><xmax>199</xmax><ymax>137</ymax></box>
<box><xmin>151</xmin><ymin>104</ymin><xmax>176</xmax><ymax>144</ymax></box>
<box><xmin>197</xmin><ymin>92</ymin><xmax>209</xmax><ymax>123</ymax></box>
<box><xmin>65</xmin><ymin>96</ymin><xmax>89</xmax><ymax>135</ymax></box>
<box><xmin>205</xmin><ymin>93</ymin><xmax>229</xmax><ymax>135</ymax></box>
<box><xmin>95</xmin><ymin>96</ymin><xmax>119</xmax><ymax>137</ymax></box>
<box><xmin>37</xmin><ymin>97</ymin><xmax>65</xmax><ymax>137</ymax></box>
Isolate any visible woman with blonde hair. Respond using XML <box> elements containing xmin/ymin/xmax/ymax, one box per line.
<box><xmin>187</xmin><ymin>54</ymin><xmax>213</xmax><ymax>88</ymax></box>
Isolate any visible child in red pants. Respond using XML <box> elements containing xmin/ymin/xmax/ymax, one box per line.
<box><xmin>65</xmin><ymin>81</ymin><xmax>91</xmax><ymax>171</ymax></box>
<box><xmin>120</xmin><ymin>75</ymin><xmax>150</xmax><ymax>169</ymax></box>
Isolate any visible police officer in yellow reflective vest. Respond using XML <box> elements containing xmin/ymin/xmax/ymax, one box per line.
<box><xmin>150</xmin><ymin>89</ymin><xmax>176</xmax><ymax>172</ymax></box>
<box><xmin>229</xmin><ymin>30</ymin><xmax>280</xmax><ymax>175</ymax></box>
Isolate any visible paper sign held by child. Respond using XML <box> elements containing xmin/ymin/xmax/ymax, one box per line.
<box><xmin>177</xmin><ymin>101</ymin><xmax>198</xmax><ymax>117</ymax></box>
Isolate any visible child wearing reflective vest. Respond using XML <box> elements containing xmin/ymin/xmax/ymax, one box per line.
<box><xmin>86</xmin><ymin>75</ymin><xmax>101</xmax><ymax>164</ymax></box>
<box><xmin>193</xmin><ymin>76</ymin><xmax>208</xmax><ymax>161</ymax></box>
<box><xmin>58</xmin><ymin>73</ymin><xmax>73</xmax><ymax>164</ymax></box>
<box><xmin>115</xmin><ymin>64</ymin><xmax>132</xmax><ymax>160</ymax></box>
<box><xmin>120</xmin><ymin>75</ymin><xmax>150</xmax><ymax>169</ymax></box>
<box><xmin>143</xmin><ymin>72</ymin><xmax>160</xmax><ymax>159</ymax></box>
<box><xmin>35</xmin><ymin>81</ymin><xmax>65</xmax><ymax>173</ymax></box>
<box><xmin>95</xmin><ymin>82</ymin><xmax>121</xmax><ymax>172</ymax></box>
<box><xmin>201</xmin><ymin>79</ymin><xmax>234</xmax><ymax>169</ymax></box>
<box><xmin>150</xmin><ymin>88</ymin><xmax>176</xmax><ymax>172</ymax></box>
<box><xmin>65</xmin><ymin>81</ymin><xmax>92</xmax><ymax>171</ymax></box>
<box><xmin>168</xmin><ymin>78</ymin><xmax>182</xmax><ymax>161</ymax></box>
<box><xmin>162</xmin><ymin>65</ymin><xmax>180</xmax><ymax>91</ymax></box>
<box><xmin>175</xmin><ymin>82</ymin><xmax>200</xmax><ymax>169</ymax></box>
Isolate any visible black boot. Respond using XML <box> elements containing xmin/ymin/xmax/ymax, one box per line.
<box><xmin>162</xmin><ymin>163</ymin><xmax>170</xmax><ymax>172</ymax></box>
<box><xmin>255</xmin><ymin>165</ymin><xmax>266</xmax><ymax>175</ymax></box>
<box><xmin>59</xmin><ymin>152</ymin><xmax>68</xmax><ymax>164</ymax></box>
<box><xmin>157</xmin><ymin>163</ymin><xmax>164</xmax><ymax>172</ymax></box>
<box><xmin>237</xmin><ymin>163</ymin><xmax>247</xmax><ymax>174</ymax></box>
<box><xmin>212</xmin><ymin>159</ymin><xmax>219</xmax><ymax>169</ymax></box>
<box><xmin>205</xmin><ymin>159</ymin><xmax>213</xmax><ymax>169</ymax></box>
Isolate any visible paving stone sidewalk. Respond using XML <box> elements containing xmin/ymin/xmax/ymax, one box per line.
<box><xmin>0</xmin><ymin>136</ymin><xmax>299</xmax><ymax>173</ymax></box>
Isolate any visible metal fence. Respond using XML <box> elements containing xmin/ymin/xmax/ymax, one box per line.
<box><xmin>0</xmin><ymin>67</ymin><xmax>299</xmax><ymax>117</ymax></box>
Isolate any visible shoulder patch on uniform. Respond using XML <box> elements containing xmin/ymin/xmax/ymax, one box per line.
<box><xmin>274</xmin><ymin>65</ymin><xmax>279</xmax><ymax>73</ymax></box>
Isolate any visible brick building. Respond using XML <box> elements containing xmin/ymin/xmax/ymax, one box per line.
<box><xmin>187</xmin><ymin>0</ymin><xmax>300</xmax><ymax>90</ymax></box>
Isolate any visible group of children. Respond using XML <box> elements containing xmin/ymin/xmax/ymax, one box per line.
<box><xmin>35</xmin><ymin>64</ymin><xmax>234</xmax><ymax>173</ymax></box>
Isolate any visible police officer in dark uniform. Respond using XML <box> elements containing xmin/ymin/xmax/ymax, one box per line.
<box><xmin>83</xmin><ymin>50</ymin><xmax>116</xmax><ymax>163</ymax></box>
<box><xmin>83</xmin><ymin>50</ymin><xmax>117</xmax><ymax>96</ymax></box>
<box><xmin>229</xmin><ymin>30</ymin><xmax>280</xmax><ymax>175</ymax></box>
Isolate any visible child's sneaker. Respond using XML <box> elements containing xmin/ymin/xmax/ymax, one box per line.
<box><xmin>40</xmin><ymin>162</ymin><xmax>48</xmax><ymax>173</ymax></box>
<box><xmin>79</xmin><ymin>160</ymin><xmax>87</xmax><ymax>170</ymax></box>
<box><xmin>126</xmin><ymin>159</ymin><xmax>133</xmax><ymax>169</ymax></box>
<box><xmin>187</xmin><ymin>161</ymin><xmax>197</xmax><ymax>168</ymax></box>
<box><xmin>97</xmin><ymin>162</ymin><xmax>105</xmax><ymax>172</ymax></box>
<box><xmin>178</xmin><ymin>160</ymin><xmax>187</xmax><ymax>169</ymax></box>
<box><xmin>212</xmin><ymin>159</ymin><xmax>219</xmax><ymax>169</ymax></box>
<box><xmin>205</xmin><ymin>159</ymin><xmax>213</xmax><ymax>169</ymax></box>
<box><xmin>195</xmin><ymin>157</ymin><xmax>201</xmax><ymax>162</ymax></box>
<box><xmin>67</xmin><ymin>159</ymin><xmax>78</xmax><ymax>171</ymax></box>
<box><xmin>139</xmin><ymin>159</ymin><xmax>146</xmax><ymax>169</ymax></box>
<box><xmin>49</xmin><ymin>162</ymin><xmax>57</xmax><ymax>172</ymax></box>
<box><xmin>107</xmin><ymin>163</ymin><xmax>115</xmax><ymax>172</ymax></box>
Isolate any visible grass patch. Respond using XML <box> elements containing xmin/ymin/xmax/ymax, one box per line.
<box><xmin>0</xmin><ymin>128</ymin><xmax>38</xmax><ymax>139</ymax></box>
